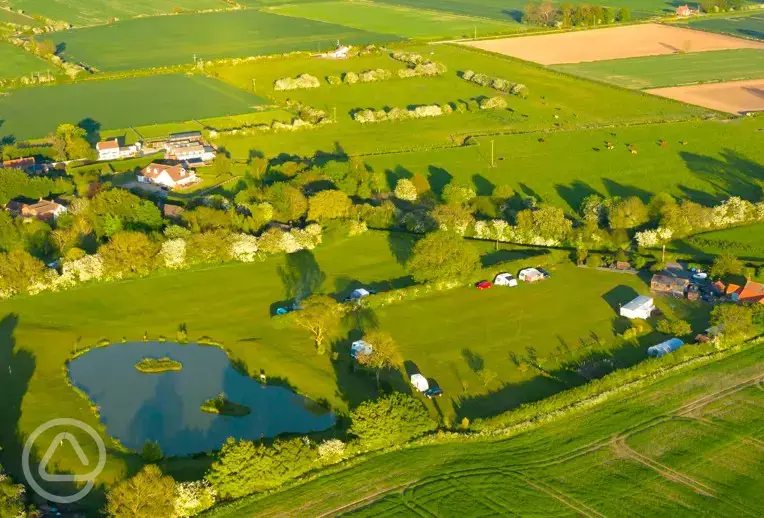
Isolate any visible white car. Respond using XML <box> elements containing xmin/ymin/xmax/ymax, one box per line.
<box><xmin>692</xmin><ymin>272</ymin><xmax>708</xmax><ymax>280</ymax></box>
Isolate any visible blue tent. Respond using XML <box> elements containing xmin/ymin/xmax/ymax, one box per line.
<box><xmin>647</xmin><ymin>338</ymin><xmax>685</xmax><ymax>358</ymax></box>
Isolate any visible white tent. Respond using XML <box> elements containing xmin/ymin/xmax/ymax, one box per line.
<box><xmin>518</xmin><ymin>268</ymin><xmax>544</xmax><ymax>283</ymax></box>
<box><xmin>350</xmin><ymin>288</ymin><xmax>371</xmax><ymax>300</ymax></box>
<box><xmin>494</xmin><ymin>272</ymin><xmax>518</xmax><ymax>287</ymax></box>
<box><xmin>620</xmin><ymin>295</ymin><xmax>655</xmax><ymax>320</ymax></box>
<box><xmin>410</xmin><ymin>374</ymin><xmax>429</xmax><ymax>392</ymax></box>
<box><xmin>350</xmin><ymin>340</ymin><xmax>372</xmax><ymax>360</ymax></box>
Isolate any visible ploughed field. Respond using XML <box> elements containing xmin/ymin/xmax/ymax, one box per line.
<box><xmin>646</xmin><ymin>79</ymin><xmax>764</xmax><ymax>115</ymax></box>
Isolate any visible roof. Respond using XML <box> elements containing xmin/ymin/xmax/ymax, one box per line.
<box><xmin>2</xmin><ymin>157</ymin><xmax>35</xmax><ymax>168</ymax></box>
<box><xmin>96</xmin><ymin>139</ymin><xmax>119</xmax><ymax>151</ymax></box>
<box><xmin>141</xmin><ymin>163</ymin><xmax>191</xmax><ymax>183</ymax></box>
<box><xmin>168</xmin><ymin>131</ymin><xmax>203</xmax><ymax>141</ymax></box>
<box><xmin>712</xmin><ymin>280</ymin><xmax>726</xmax><ymax>291</ymax></box>
<box><xmin>350</xmin><ymin>288</ymin><xmax>370</xmax><ymax>299</ymax></box>
<box><xmin>738</xmin><ymin>280</ymin><xmax>764</xmax><ymax>304</ymax></box>
<box><xmin>726</xmin><ymin>283</ymin><xmax>742</xmax><ymax>295</ymax></box>
<box><xmin>622</xmin><ymin>295</ymin><xmax>654</xmax><ymax>311</ymax></box>
<box><xmin>651</xmin><ymin>274</ymin><xmax>689</xmax><ymax>289</ymax></box>
<box><xmin>647</xmin><ymin>338</ymin><xmax>684</xmax><ymax>357</ymax></box>
<box><xmin>162</xmin><ymin>204</ymin><xmax>184</xmax><ymax>217</ymax></box>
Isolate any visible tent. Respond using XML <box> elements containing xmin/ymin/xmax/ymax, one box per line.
<box><xmin>494</xmin><ymin>272</ymin><xmax>518</xmax><ymax>287</ymax></box>
<box><xmin>350</xmin><ymin>340</ymin><xmax>373</xmax><ymax>360</ymax></box>
<box><xmin>518</xmin><ymin>268</ymin><xmax>544</xmax><ymax>283</ymax></box>
<box><xmin>410</xmin><ymin>374</ymin><xmax>429</xmax><ymax>392</ymax></box>
<box><xmin>619</xmin><ymin>295</ymin><xmax>654</xmax><ymax>320</ymax></box>
<box><xmin>647</xmin><ymin>338</ymin><xmax>684</xmax><ymax>358</ymax></box>
<box><xmin>350</xmin><ymin>288</ymin><xmax>371</xmax><ymax>300</ymax></box>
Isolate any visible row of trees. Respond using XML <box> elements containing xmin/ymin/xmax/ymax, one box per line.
<box><xmin>523</xmin><ymin>2</ymin><xmax>630</xmax><ymax>27</ymax></box>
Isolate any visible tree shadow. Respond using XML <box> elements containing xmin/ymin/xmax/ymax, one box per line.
<box><xmin>384</xmin><ymin>165</ymin><xmax>412</xmax><ymax>192</ymax></box>
<box><xmin>602</xmin><ymin>285</ymin><xmax>640</xmax><ymax>314</ymax></box>
<box><xmin>387</xmin><ymin>231</ymin><xmax>417</xmax><ymax>267</ymax></box>
<box><xmin>554</xmin><ymin>181</ymin><xmax>602</xmax><ymax>214</ymax></box>
<box><xmin>601</xmin><ymin>179</ymin><xmax>652</xmax><ymax>201</ymax></box>
<box><xmin>427</xmin><ymin>166</ymin><xmax>452</xmax><ymax>197</ymax></box>
<box><xmin>277</xmin><ymin>250</ymin><xmax>326</xmax><ymax>301</ymax></box>
<box><xmin>472</xmin><ymin>174</ymin><xmax>495</xmax><ymax>196</ymax></box>
<box><xmin>461</xmin><ymin>349</ymin><xmax>485</xmax><ymax>374</ymax></box>
<box><xmin>77</xmin><ymin>118</ymin><xmax>101</xmax><ymax>147</ymax></box>
<box><xmin>680</xmin><ymin>149</ymin><xmax>764</xmax><ymax>202</ymax></box>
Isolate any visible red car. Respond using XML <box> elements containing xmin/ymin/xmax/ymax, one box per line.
<box><xmin>476</xmin><ymin>280</ymin><xmax>492</xmax><ymax>290</ymax></box>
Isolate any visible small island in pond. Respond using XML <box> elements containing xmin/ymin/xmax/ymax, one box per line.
<box><xmin>135</xmin><ymin>356</ymin><xmax>183</xmax><ymax>373</ymax></box>
<box><xmin>201</xmin><ymin>393</ymin><xmax>251</xmax><ymax>417</ymax></box>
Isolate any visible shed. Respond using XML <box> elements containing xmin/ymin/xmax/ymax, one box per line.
<box><xmin>494</xmin><ymin>272</ymin><xmax>518</xmax><ymax>287</ymax></box>
<box><xmin>350</xmin><ymin>288</ymin><xmax>371</xmax><ymax>300</ymax></box>
<box><xmin>650</xmin><ymin>274</ymin><xmax>689</xmax><ymax>298</ymax></box>
<box><xmin>410</xmin><ymin>374</ymin><xmax>429</xmax><ymax>392</ymax></box>
<box><xmin>619</xmin><ymin>295</ymin><xmax>654</xmax><ymax>320</ymax></box>
<box><xmin>647</xmin><ymin>338</ymin><xmax>684</xmax><ymax>358</ymax></box>
<box><xmin>350</xmin><ymin>340</ymin><xmax>372</xmax><ymax>360</ymax></box>
<box><xmin>518</xmin><ymin>268</ymin><xmax>544</xmax><ymax>283</ymax></box>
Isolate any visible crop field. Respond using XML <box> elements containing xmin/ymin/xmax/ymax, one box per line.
<box><xmin>0</xmin><ymin>74</ymin><xmax>265</xmax><ymax>140</ymax></box>
<box><xmin>464</xmin><ymin>23</ymin><xmax>764</xmax><ymax>65</ymax></box>
<box><xmin>646</xmin><ymin>78</ymin><xmax>764</xmax><ymax>115</ymax></box>
<box><xmin>49</xmin><ymin>9</ymin><xmax>401</xmax><ymax>72</ymax></box>
<box><xmin>554</xmin><ymin>48</ymin><xmax>764</xmax><ymax>89</ymax></box>
<box><xmin>6</xmin><ymin>0</ymin><xmax>226</xmax><ymax>26</ymax></box>
<box><xmin>208</xmin><ymin>341</ymin><xmax>764</xmax><ymax>517</ymax></box>
<box><xmin>268</xmin><ymin>0</ymin><xmax>518</xmax><ymax>39</ymax></box>
<box><xmin>677</xmin><ymin>12</ymin><xmax>764</xmax><ymax>41</ymax></box>
<box><xmin>0</xmin><ymin>41</ymin><xmax>51</xmax><ymax>79</ymax></box>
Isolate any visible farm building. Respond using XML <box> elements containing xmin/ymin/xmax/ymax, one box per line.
<box><xmin>647</xmin><ymin>337</ymin><xmax>685</xmax><ymax>358</ymax></box>
<box><xmin>676</xmin><ymin>5</ymin><xmax>694</xmax><ymax>17</ymax></box>
<box><xmin>96</xmin><ymin>139</ymin><xmax>140</xmax><ymax>161</ymax></box>
<box><xmin>651</xmin><ymin>274</ymin><xmax>690</xmax><ymax>298</ymax></box>
<box><xmin>410</xmin><ymin>374</ymin><xmax>429</xmax><ymax>392</ymax></box>
<box><xmin>350</xmin><ymin>340</ymin><xmax>372</xmax><ymax>360</ymax></box>
<box><xmin>1</xmin><ymin>156</ymin><xmax>36</xmax><ymax>173</ymax></box>
<box><xmin>494</xmin><ymin>272</ymin><xmax>518</xmax><ymax>287</ymax></box>
<box><xmin>619</xmin><ymin>295</ymin><xmax>654</xmax><ymax>320</ymax></box>
<box><xmin>519</xmin><ymin>268</ymin><xmax>545</xmax><ymax>283</ymax></box>
<box><xmin>728</xmin><ymin>280</ymin><xmax>764</xmax><ymax>304</ymax></box>
<box><xmin>138</xmin><ymin>163</ymin><xmax>198</xmax><ymax>190</ymax></box>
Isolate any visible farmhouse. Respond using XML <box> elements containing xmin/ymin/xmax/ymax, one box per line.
<box><xmin>676</xmin><ymin>5</ymin><xmax>694</xmax><ymax>17</ymax></box>
<box><xmin>620</xmin><ymin>295</ymin><xmax>655</xmax><ymax>320</ymax></box>
<box><xmin>5</xmin><ymin>197</ymin><xmax>67</xmax><ymax>222</ymax></box>
<box><xmin>647</xmin><ymin>337</ymin><xmax>685</xmax><ymax>358</ymax></box>
<box><xmin>728</xmin><ymin>280</ymin><xmax>764</xmax><ymax>304</ymax></box>
<box><xmin>651</xmin><ymin>274</ymin><xmax>689</xmax><ymax>298</ymax></box>
<box><xmin>138</xmin><ymin>163</ymin><xmax>198</xmax><ymax>190</ymax></box>
<box><xmin>161</xmin><ymin>131</ymin><xmax>217</xmax><ymax>164</ymax></box>
<box><xmin>96</xmin><ymin>139</ymin><xmax>141</xmax><ymax>161</ymax></box>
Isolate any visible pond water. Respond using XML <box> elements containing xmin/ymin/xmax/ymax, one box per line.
<box><xmin>68</xmin><ymin>342</ymin><xmax>335</xmax><ymax>456</ymax></box>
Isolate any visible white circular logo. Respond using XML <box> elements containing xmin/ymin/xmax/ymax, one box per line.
<box><xmin>22</xmin><ymin>418</ymin><xmax>106</xmax><ymax>504</ymax></box>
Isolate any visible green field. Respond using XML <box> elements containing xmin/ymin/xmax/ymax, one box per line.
<box><xmin>7</xmin><ymin>0</ymin><xmax>226</xmax><ymax>26</ymax></box>
<box><xmin>207</xmin><ymin>341</ymin><xmax>764</xmax><ymax>517</ymax></box>
<box><xmin>50</xmin><ymin>9</ymin><xmax>401</xmax><ymax>72</ymax></box>
<box><xmin>554</xmin><ymin>49</ymin><xmax>764</xmax><ymax>89</ymax></box>
<box><xmin>0</xmin><ymin>41</ymin><xmax>51</xmax><ymax>79</ymax></box>
<box><xmin>269</xmin><ymin>0</ymin><xmax>519</xmax><ymax>38</ymax></box>
<box><xmin>0</xmin><ymin>74</ymin><xmax>265</xmax><ymax>140</ymax></box>
<box><xmin>677</xmin><ymin>12</ymin><xmax>764</xmax><ymax>41</ymax></box>
<box><xmin>670</xmin><ymin>223</ymin><xmax>764</xmax><ymax>261</ymax></box>
<box><xmin>0</xmin><ymin>6</ymin><xmax>41</xmax><ymax>25</ymax></box>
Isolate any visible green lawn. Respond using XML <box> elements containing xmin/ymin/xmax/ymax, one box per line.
<box><xmin>0</xmin><ymin>74</ymin><xmax>265</xmax><ymax>140</ymax></box>
<box><xmin>7</xmin><ymin>0</ymin><xmax>226</xmax><ymax>26</ymax></box>
<box><xmin>554</xmin><ymin>49</ymin><xmax>764</xmax><ymax>89</ymax></box>
<box><xmin>268</xmin><ymin>0</ymin><xmax>518</xmax><ymax>39</ymax></box>
<box><xmin>0</xmin><ymin>41</ymin><xmax>51</xmax><ymax>79</ymax></box>
<box><xmin>49</xmin><ymin>9</ymin><xmax>402</xmax><ymax>72</ymax></box>
<box><xmin>677</xmin><ymin>12</ymin><xmax>764</xmax><ymax>42</ymax></box>
<box><xmin>208</xmin><ymin>342</ymin><xmax>764</xmax><ymax>517</ymax></box>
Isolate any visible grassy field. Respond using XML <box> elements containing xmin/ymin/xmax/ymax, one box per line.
<box><xmin>50</xmin><ymin>9</ymin><xmax>401</xmax><ymax>72</ymax></box>
<box><xmin>0</xmin><ymin>5</ymin><xmax>41</xmax><ymax>25</ymax></box>
<box><xmin>0</xmin><ymin>74</ymin><xmax>265</xmax><ymax>140</ymax></box>
<box><xmin>670</xmin><ymin>223</ymin><xmax>764</xmax><ymax>261</ymax></box>
<box><xmin>553</xmin><ymin>49</ymin><xmax>764</xmax><ymax>89</ymax></box>
<box><xmin>6</xmin><ymin>0</ymin><xmax>226</xmax><ymax>26</ymax></box>
<box><xmin>208</xmin><ymin>339</ymin><xmax>764</xmax><ymax>517</ymax></box>
<box><xmin>677</xmin><ymin>12</ymin><xmax>764</xmax><ymax>41</ymax></box>
<box><xmin>269</xmin><ymin>0</ymin><xmax>518</xmax><ymax>39</ymax></box>
<box><xmin>0</xmin><ymin>41</ymin><xmax>51</xmax><ymax>79</ymax></box>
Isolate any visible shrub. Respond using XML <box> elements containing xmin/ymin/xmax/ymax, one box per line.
<box><xmin>342</xmin><ymin>71</ymin><xmax>358</xmax><ymax>85</ymax></box>
<box><xmin>326</xmin><ymin>75</ymin><xmax>341</xmax><ymax>85</ymax></box>
<box><xmin>586</xmin><ymin>254</ymin><xmax>602</xmax><ymax>268</ymax></box>
<box><xmin>480</xmin><ymin>96</ymin><xmax>508</xmax><ymax>110</ymax></box>
<box><xmin>349</xmin><ymin>393</ymin><xmax>436</xmax><ymax>450</ymax></box>
<box><xmin>359</xmin><ymin>68</ymin><xmax>391</xmax><ymax>82</ymax></box>
<box><xmin>273</xmin><ymin>74</ymin><xmax>320</xmax><ymax>91</ymax></box>
<box><xmin>461</xmin><ymin>70</ymin><xmax>475</xmax><ymax>81</ymax></box>
<box><xmin>394</xmin><ymin>179</ymin><xmax>418</xmax><ymax>201</ymax></box>
<box><xmin>141</xmin><ymin>440</ymin><xmax>163</xmax><ymax>463</ymax></box>
<box><xmin>174</xmin><ymin>480</ymin><xmax>217</xmax><ymax>518</ymax></box>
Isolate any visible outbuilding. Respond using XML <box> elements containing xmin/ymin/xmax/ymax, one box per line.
<box><xmin>493</xmin><ymin>272</ymin><xmax>518</xmax><ymax>287</ymax></box>
<box><xmin>350</xmin><ymin>340</ymin><xmax>372</xmax><ymax>360</ymax></box>
<box><xmin>350</xmin><ymin>288</ymin><xmax>371</xmax><ymax>300</ymax></box>
<box><xmin>518</xmin><ymin>268</ymin><xmax>544</xmax><ymax>283</ymax></box>
<box><xmin>620</xmin><ymin>295</ymin><xmax>655</xmax><ymax>320</ymax></box>
<box><xmin>410</xmin><ymin>374</ymin><xmax>429</xmax><ymax>392</ymax></box>
<box><xmin>647</xmin><ymin>338</ymin><xmax>684</xmax><ymax>358</ymax></box>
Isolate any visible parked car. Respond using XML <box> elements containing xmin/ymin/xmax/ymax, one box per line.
<box><xmin>476</xmin><ymin>280</ymin><xmax>492</xmax><ymax>290</ymax></box>
<box><xmin>424</xmin><ymin>387</ymin><xmax>443</xmax><ymax>399</ymax></box>
<box><xmin>692</xmin><ymin>272</ymin><xmax>708</xmax><ymax>280</ymax></box>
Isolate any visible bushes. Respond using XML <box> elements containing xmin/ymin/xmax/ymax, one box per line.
<box><xmin>353</xmin><ymin>103</ymin><xmax>445</xmax><ymax>124</ymax></box>
<box><xmin>480</xmin><ymin>96</ymin><xmax>508</xmax><ymax>110</ymax></box>
<box><xmin>358</xmin><ymin>68</ymin><xmax>392</xmax><ymax>82</ymax></box>
<box><xmin>349</xmin><ymin>393</ymin><xmax>436</xmax><ymax>450</ymax></box>
<box><xmin>273</xmin><ymin>73</ymin><xmax>320</xmax><ymax>91</ymax></box>
<box><xmin>461</xmin><ymin>70</ymin><xmax>528</xmax><ymax>97</ymax></box>
<box><xmin>390</xmin><ymin>50</ymin><xmax>447</xmax><ymax>78</ymax></box>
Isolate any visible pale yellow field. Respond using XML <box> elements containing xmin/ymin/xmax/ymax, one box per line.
<box><xmin>646</xmin><ymin>79</ymin><xmax>764</xmax><ymax>114</ymax></box>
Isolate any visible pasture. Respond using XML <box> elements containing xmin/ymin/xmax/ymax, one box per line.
<box><xmin>553</xmin><ymin>48</ymin><xmax>764</xmax><ymax>89</ymax></box>
<box><xmin>0</xmin><ymin>74</ymin><xmax>264</xmax><ymax>140</ymax></box>
<box><xmin>207</xmin><ymin>340</ymin><xmax>764</xmax><ymax>517</ymax></box>
<box><xmin>268</xmin><ymin>0</ymin><xmax>519</xmax><ymax>39</ymax></box>
<box><xmin>0</xmin><ymin>41</ymin><xmax>51</xmax><ymax>79</ymax></box>
<box><xmin>670</xmin><ymin>223</ymin><xmax>764</xmax><ymax>261</ymax></box>
<box><xmin>464</xmin><ymin>23</ymin><xmax>764</xmax><ymax>65</ymax></box>
<box><xmin>646</xmin><ymin>79</ymin><xmax>764</xmax><ymax>114</ymax></box>
<box><xmin>0</xmin><ymin>5</ymin><xmax>40</xmax><ymax>25</ymax></box>
<box><xmin>49</xmin><ymin>9</ymin><xmax>400</xmax><ymax>72</ymax></box>
<box><xmin>6</xmin><ymin>0</ymin><xmax>226</xmax><ymax>26</ymax></box>
<box><xmin>678</xmin><ymin>12</ymin><xmax>764</xmax><ymax>41</ymax></box>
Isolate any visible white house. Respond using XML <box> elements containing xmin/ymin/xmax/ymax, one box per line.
<box><xmin>138</xmin><ymin>163</ymin><xmax>197</xmax><ymax>190</ymax></box>
<box><xmin>518</xmin><ymin>268</ymin><xmax>544</xmax><ymax>283</ymax></box>
<box><xmin>350</xmin><ymin>340</ymin><xmax>372</xmax><ymax>360</ymax></box>
<box><xmin>494</xmin><ymin>272</ymin><xmax>518</xmax><ymax>287</ymax></box>
<box><xmin>410</xmin><ymin>374</ymin><xmax>429</xmax><ymax>392</ymax></box>
<box><xmin>96</xmin><ymin>139</ymin><xmax>141</xmax><ymax>161</ymax></box>
<box><xmin>620</xmin><ymin>295</ymin><xmax>655</xmax><ymax>320</ymax></box>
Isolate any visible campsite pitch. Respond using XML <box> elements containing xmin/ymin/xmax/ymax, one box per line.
<box><xmin>463</xmin><ymin>23</ymin><xmax>764</xmax><ymax>65</ymax></box>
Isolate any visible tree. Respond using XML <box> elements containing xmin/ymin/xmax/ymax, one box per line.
<box><xmin>656</xmin><ymin>319</ymin><xmax>692</xmax><ymax>336</ymax></box>
<box><xmin>617</xmin><ymin>6</ymin><xmax>631</xmax><ymax>21</ymax></box>
<box><xmin>602</xmin><ymin>6</ymin><xmax>615</xmax><ymax>24</ymax></box>
<box><xmin>430</xmin><ymin>204</ymin><xmax>474</xmax><ymax>235</ymax></box>
<box><xmin>106</xmin><ymin>465</ymin><xmax>175</xmax><ymax>518</ymax></box>
<box><xmin>349</xmin><ymin>393</ymin><xmax>436</xmax><ymax>450</ymax></box>
<box><xmin>394</xmin><ymin>178</ymin><xmax>417</xmax><ymax>201</ymax></box>
<box><xmin>213</xmin><ymin>153</ymin><xmax>232</xmax><ymax>176</ymax></box>
<box><xmin>406</xmin><ymin>231</ymin><xmax>480</xmax><ymax>283</ymax></box>
<box><xmin>266</xmin><ymin>183</ymin><xmax>307</xmax><ymax>222</ymax></box>
<box><xmin>515</xmin><ymin>205</ymin><xmax>572</xmax><ymax>244</ymax></box>
<box><xmin>356</xmin><ymin>330</ymin><xmax>403</xmax><ymax>387</ymax></box>
<box><xmin>711</xmin><ymin>252</ymin><xmax>743</xmax><ymax>279</ymax></box>
<box><xmin>36</xmin><ymin>39</ymin><xmax>56</xmax><ymax>57</ymax></box>
<box><xmin>0</xmin><ymin>249</ymin><xmax>46</xmax><ymax>296</ymax></box>
<box><xmin>292</xmin><ymin>295</ymin><xmax>342</xmax><ymax>355</ymax></box>
<box><xmin>51</xmin><ymin>123</ymin><xmax>95</xmax><ymax>161</ymax></box>
<box><xmin>442</xmin><ymin>182</ymin><xmax>476</xmax><ymax>206</ymax></box>
<box><xmin>560</xmin><ymin>2</ymin><xmax>573</xmax><ymax>25</ymax></box>
<box><xmin>307</xmin><ymin>190</ymin><xmax>352</xmax><ymax>222</ymax></box>
<box><xmin>711</xmin><ymin>304</ymin><xmax>754</xmax><ymax>339</ymax></box>
<box><xmin>141</xmin><ymin>441</ymin><xmax>163</xmax><ymax>463</ymax></box>
<box><xmin>607</xmin><ymin>197</ymin><xmax>649</xmax><ymax>229</ymax></box>
<box><xmin>247</xmin><ymin>156</ymin><xmax>268</xmax><ymax>183</ymax></box>
<box><xmin>99</xmin><ymin>231</ymin><xmax>158</xmax><ymax>278</ymax></box>
<box><xmin>0</xmin><ymin>468</ymin><xmax>25</xmax><ymax>518</ymax></box>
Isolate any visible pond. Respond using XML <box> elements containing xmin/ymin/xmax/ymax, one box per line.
<box><xmin>68</xmin><ymin>342</ymin><xmax>335</xmax><ymax>456</ymax></box>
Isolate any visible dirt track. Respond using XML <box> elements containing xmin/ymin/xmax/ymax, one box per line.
<box><xmin>646</xmin><ymin>79</ymin><xmax>764</xmax><ymax>114</ymax></box>
<box><xmin>463</xmin><ymin>23</ymin><xmax>764</xmax><ymax>65</ymax></box>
